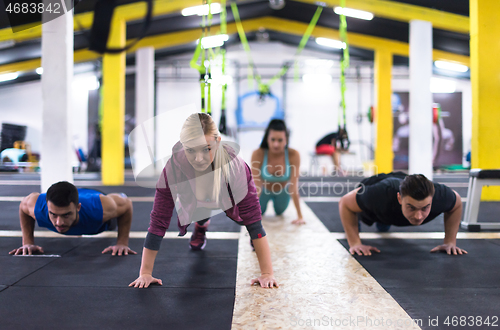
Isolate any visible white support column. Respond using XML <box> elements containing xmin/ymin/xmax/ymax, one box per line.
<box><xmin>133</xmin><ymin>47</ymin><xmax>156</xmax><ymax>177</ymax></box>
<box><xmin>40</xmin><ymin>6</ymin><xmax>74</xmax><ymax>192</ymax></box>
<box><xmin>409</xmin><ymin>20</ymin><xmax>433</xmax><ymax>180</ymax></box>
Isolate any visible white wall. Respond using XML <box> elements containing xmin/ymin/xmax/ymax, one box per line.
<box><xmin>0</xmin><ymin>73</ymin><xmax>93</xmax><ymax>159</ymax></box>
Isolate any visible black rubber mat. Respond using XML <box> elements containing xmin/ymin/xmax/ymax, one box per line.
<box><xmin>0</xmin><ymin>287</ymin><xmax>235</xmax><ymax>330</ymax></box>
<box><xmin>1</xmin><ymin>237</ymin><xmax>237</xmax><ymax>330</ymax></box>
<box><xmin>307</xmin><ymin>201</ymin><xmax>500</xmax><ymax>232</ymax></box>
<box><xmin>1</xmin><ymin>238</ymin><xmax>83</xmax><ymax>286</ymax></box>
<box><xmin>3</xmin><ymin>237</ymin><xmax>238</xmax><ymax>287</ymax></box>
<box><xmin>338</xmin><ymin>239</ymin><xmax>500</xmax><ymax>330</ymax></box>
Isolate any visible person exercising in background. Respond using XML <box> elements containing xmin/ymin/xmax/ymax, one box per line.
<box><xmin>9</xmin><ymin>181</ymin><xmax>135</xmax><ymax>256</ymax></box>
<box><xmin>251</xmin><ymin>119</ymin><xmax>304</xmax><ymax>225</ymax></box>
<box><xmin>338</xmin><ymin>173</ymin><xmax>466</xmax><ymax>256</ymax></box>
<box><xmin>315</xmin><ymin>128</ymin><xmax>349</xmax><ymax>176</ymax></box>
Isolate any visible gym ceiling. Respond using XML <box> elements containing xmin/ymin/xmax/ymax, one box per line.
<box><xmin>0</xmin><ymin>0</ymin><xmax>470</xmax><ymax>86</ymax></box>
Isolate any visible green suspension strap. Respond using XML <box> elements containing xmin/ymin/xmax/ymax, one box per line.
<box><xmin>231</xmin><ymin>3</ymin><xmax>323</xmax><ymax>96</ymax></box>
<box><xmin>338</xmin><ymin>0</ymin><xmax>350</xmax><ymax>149</ymax></box>
<box><xmin>293</xmin><ymin>6</ymin><xmax>323</xmax><ymax>81</ymax></box>
<box><xmin>206</xmin><ymin>0</ymin><xmax>213</xmax><ymax>115</ymax></box>
<box><xmin>268</xmin><ymin>7</ymin><xmax>323</xmax><ymax>86</ymax></box>
<box><xmin>190</xmin><ymin>0</ymin><xmax>213</xmax><ymax>114</ymax></box>
<box><xmin>230</xmin><ymin>2</ymin><xmax>258</xmax><ymax>91</ymax></box>
<box><xmin>218</xmin><ymin>0</ymin><xmax>228</xmax><ymax>134</ymax></box>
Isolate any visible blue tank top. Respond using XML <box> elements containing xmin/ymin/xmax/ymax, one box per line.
<box><xmin>261</xmin><ymin>149</ymin><xmax>291</xmax><ymax>182</ymax></box>
<box><xmin>35</xmin><ymin>188</ymin><xmax>108</xmax><ymax>235</ymax></box>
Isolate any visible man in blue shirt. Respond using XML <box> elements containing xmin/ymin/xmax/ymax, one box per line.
<box><xmin>9</xmin><ymin>181</ymin><xmax>136</xmax><ymax>256</ymax></box>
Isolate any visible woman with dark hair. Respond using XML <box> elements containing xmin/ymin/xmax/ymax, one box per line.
<box><xmin>251</xmin><ymin>119</ymin><xmax>304</xmax><ymax>225</ymax></box>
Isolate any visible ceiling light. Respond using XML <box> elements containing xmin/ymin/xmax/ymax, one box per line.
<box><xmin>315</xmin><ymin>37</ymin><xmax>346</xmax><ymax>49</ymax></box>
<box><xmin>182</xmin><ymin>3</ymin><xmax>222</xmax><ymax>16</ymax></box>
<box><xmin>434</xmin><ymin>61</ymin><xmax>469</xmax><ymax>73</ymax></box>
<box><xmin>269</xmin><ymin>0</ymin><xmax>285</xmax><ymax>10</ymax></box>
<box><xmin>334</xmin><ymin>7</ymin><xmax>374</xmax><ymax>20</ymax></box>
<box><xmin>198</xmin><ymin>34</ymin><xmax>229</xmax><ymax>49</ymax></box>
<box><xmin>36</xmin><ymin>67</ymin><xmax>43</xmax><ymax>75</ymax></box>
<box><xmin>0</xmin><ymin>72</ymin><xmax>19</xmax><ymax>82</ymax></box>
<box><xmin>302</xmin><ymin>73</ymin><xmax>332</xmax><ymax>84</ymax></box>
<box><xmin>430</xmin><ymin>77</ymin><xmax>456</xmax><ymax>93</ymax></box>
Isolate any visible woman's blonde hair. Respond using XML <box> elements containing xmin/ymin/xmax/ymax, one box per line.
<box><xmin>180</xmin><ymin>113</ymin><xmax>234</xmax><ymax>203</ymax></box>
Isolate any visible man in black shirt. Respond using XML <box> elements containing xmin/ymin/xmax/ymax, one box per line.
<box><xmin>339</xmin><ymin>173</ymin><xmax>466</xmax><ymax>256</ymax></box>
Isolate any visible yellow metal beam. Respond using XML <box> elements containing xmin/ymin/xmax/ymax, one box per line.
<box><xmin>470</xmin><ymin>0</ymin><xmax>500</xmax><ymax>200</ymax></box>
<box><xmin>0</xmin><ymin>0</ymin><xmax>218</xmax><ymax>43</ymax></box>
<box><xmin>101</xmin><ymin>18</ymin><xmax>126</xmax><ymax>186</ymax></box>
<box><xmin>295</xmin><ymin>0</ymin><xmax>469</xmax><ymax>34</ymax></box>
<box><xmin>374</xmin><ymin>49</ymin><xmax>393</xmax><ymax>174</ymax></box>
<box><xmin>0</xmin><ymin>16</ymin><xmax>470</xmax><ymax>75</ymax></box>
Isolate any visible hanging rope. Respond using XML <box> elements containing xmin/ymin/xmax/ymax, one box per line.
<box><xmin>231</xmin><ymin>3</ymin><xmax>323</xmax><ymax>96</ymax></box>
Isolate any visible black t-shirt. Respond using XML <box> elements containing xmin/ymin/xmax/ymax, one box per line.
<box><xmin>355</xmin><ymin>177</ymin><xmax>457</xmax><ymax>226</ymax></box>
<box><xmin>316</xmin><ymin>132</ymin><xmax>339</xmax><ymax>147</ymax></box>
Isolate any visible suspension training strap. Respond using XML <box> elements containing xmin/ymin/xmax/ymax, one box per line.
<box><xmin>292</xmin><ymin>6</ymin><xmax>323</xmax><ymax>81</ymax></box>
<box><xmin>230</xmin><ymin>2</ymin><xmax>260</xmax><ymax>90</ymax></box>
<box><xmin>339</xmin><ymin>0</ymin><xmax>349</xmax><ymax>130</ymax></box>
<box><xmin>231</xmin><ymin>3</ymin><xmax>323</xmax><ymax>94</ymax></box>
<box><xmin>219</xmin><ymin>0</ymin><xmax>228</xmax><ymax>133</ymax></box>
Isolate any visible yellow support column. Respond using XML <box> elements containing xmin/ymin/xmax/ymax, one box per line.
<box><xmin>102</xmin><ymin>18</ymin><xmax>126</xmax><ymax>185</ymax></box>
<box><xmin>470</xmin><ymin>0</ymin><xmax>500</xmax><ymax>200</ymax></box>
<box><xmin>374</xmin><ymin>49</ymin><xmax>394</xmax><ymax>174</ymax></box>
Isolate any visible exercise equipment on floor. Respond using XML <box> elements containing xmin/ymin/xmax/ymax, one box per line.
<box><xmin>461</xmin><ymin>169</ymin><xmax>500</xmax><ymax>231</ymax></box>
